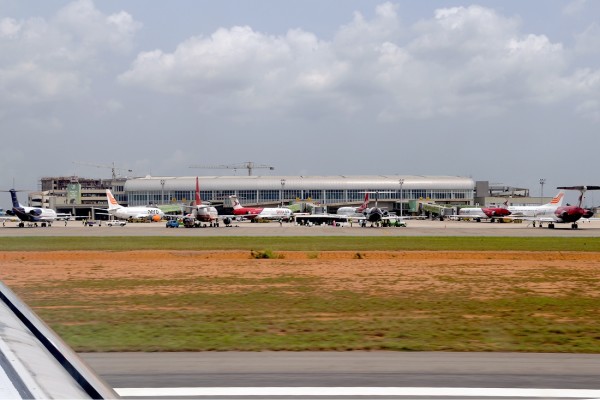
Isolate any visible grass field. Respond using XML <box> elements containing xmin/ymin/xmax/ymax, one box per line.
<box><xmin>1</xmin><ymin>236</ymin><xmax>600</xmax><ymax>251</ymax></box>
<box><xmin>3</xmin><ymin>236</ymin><xmax>600</xmax><ymax>353</ymax></box>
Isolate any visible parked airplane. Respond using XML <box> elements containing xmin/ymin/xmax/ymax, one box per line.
<box><xmin>187</xmin><ymin>177</ymin><xmax>219</xmax><ymax>226</ymax></box>
<box><xmin>508</xmin><ymin>187</ymin><xmax>598</xmax><ymax>229</ymax></box>
<box><xmin>456</xmin><ymin>200</ymin><xmax>511</xmax><ymax>222</ymax></box>
<box><xmin>106</xmin><ymin>189</ymin><xmax>165</xmax><ymax>221</ymax></box>
<box><xmin>230</xmin><ymin>196</ymin><xmax>292</xmax><ymax>221</ymax></box>
<box><xmin>350</xmin><ymin>191</ymin><xmax>408</xmax><ymax>226</ymax></box>
<box><xmin>336</xmin><ymin>193</ymin><xmax>371</xmax><ymax>216</ymax></box>
<box><xmin>4</xmin><ymin>189</ymin><xmax>57</xmax><ymax>227</ymax></box>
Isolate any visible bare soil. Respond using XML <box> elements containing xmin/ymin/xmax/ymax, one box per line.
<box><xmin>2</xmin><ymin>250</ymin><xmax>599</xmax><ymax>298</ymax></box>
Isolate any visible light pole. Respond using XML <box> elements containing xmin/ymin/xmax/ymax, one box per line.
<box><xmin>160</xmin><ymin>179</ymin><xmax>165</xmax><ymax>205</ymax></box>
<box><xmin>539</xmin><ymin>178</ymin><xmax>546</xmax><ymax>205</ymax></box>
<box><xmin>280</xmin><ymin>179</ymin><xmax>286</xmax><ymax>207</ymax></box>
<box><xmin>399</xmin><ymin>178</ymin><xmax>405</xmax><ymax>217</ymax></box>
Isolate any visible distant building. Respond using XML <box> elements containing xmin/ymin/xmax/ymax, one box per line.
<box><xmin>32</xmin><ymin>176</ymin><xmax>128</xmax><ymax>219</ymax></box>
<box><xmin>39</xmin><ymin>174</ymin><xmax>565</xmax><ymax>218</ymax></box>
<box><xmin>474</xmin><ymin>181</ymin><xmax>551</xmax><ymax>207</ymax></box>
<box><xmin>124</xmin><ymin>175</ymin><xmax>476</xmax><ymax>214</ymax></box>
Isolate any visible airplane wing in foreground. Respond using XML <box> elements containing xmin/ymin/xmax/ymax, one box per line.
<box><xmin>0</xmin><ymin>281</ymin><xmax>118</xmax><ymax>399</ymax></box>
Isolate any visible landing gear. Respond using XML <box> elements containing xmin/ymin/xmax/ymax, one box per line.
<box><xmin>571</xmin><ymin>223</ymin><xmax>578</xmax><ymax>229</ymax></box>
<box><xmin>548</xmin><ymin>223</ymin><xmax>555</xmax><ymax>229</ymax></box>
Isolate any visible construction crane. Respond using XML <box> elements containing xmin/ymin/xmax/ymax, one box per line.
<box><xmin>73</xmin><ymin>161</ymin><xmax>133</xmax><ymax>180</ymax></box>
<box><xmin>189</xmin><ymin>162</ymin><xmax>275</xmax><ymax>176</ymax></box>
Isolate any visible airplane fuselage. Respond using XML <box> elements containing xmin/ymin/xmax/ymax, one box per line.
<box><xmin>363</xmin><ymin>207</ymin><xmax>387</xmax><ymax>223</ymax></box>
<box><xmin>458</xmin><ymin>207</ymin><xmax>510</xmax><ymax>220</ymax></box>
<box><xmin>7</xmin><ymin>207</ymin><xmax>57</xmax><ymax>223</ymax></box>
<box><xmin>195</xmin><ymin>205</ymin><xmax>219</xmax><ymax>222</ymax></box>
<box><xmin>233</xmin><ymin>206</ymin><xmax>292</xmax><ymax>220</ymax></box>
<box><xmin>233</xmin><ymin>206</ymin><xmax>264</xmax><ymax>217</ymax></box>
<box><xmin>110</xmin><ymin>206</ymin><xmax>163</xmax><ymax>220</ymax></box>
<box><xmin>257</xmin><ymin>207</ymin><xmax>293</xmax><ymax>220</ymax></box>
<box><xmin>508</xmin><ymin>205</ymin><xmax>589</xmax><ymax>225</ymax></box>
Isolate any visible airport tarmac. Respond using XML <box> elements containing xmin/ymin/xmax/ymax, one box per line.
<box><xmin>1</xmin><ymin>218</ymin><xmax>600</xmax><ymax>237</ymax></box>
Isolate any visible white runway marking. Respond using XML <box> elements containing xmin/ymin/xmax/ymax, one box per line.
<box><xmin>116</xmin><ymin>386</ymin><xmax>600</xmax><ymax>398</ymax></box>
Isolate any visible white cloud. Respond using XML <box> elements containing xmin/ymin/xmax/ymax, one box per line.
<box><xmin>563</xmin><ymin>0</ymin><xmax>587</xmax><ymax>16</ymax></box>
<box><xmin>0</xmin><ymin>0</ymin><xmax>141</xmax><ymax>105</ymax></box>
<box><xmin>574</xmin><ymin>22</ymin><xmax>600</xmax><ymax>55</ymax></box>
<box><xmin>118</xmin><ymin>3</ymin><xmax>600</xmax><ymax>121</ymax></box>
<box><xmin>54</xmin><ymin>0</ymin><xmax>141</xmax><ymax>54</ymax></box>
<box><xmin>0</xmin><ymin>62</ymin><xmax>85</xmax><ymax>104</ymax></box>
<box><xmin>0</xmin><ymin>17</ymin><xmax>21</xmax><ymax>38</ymax></box>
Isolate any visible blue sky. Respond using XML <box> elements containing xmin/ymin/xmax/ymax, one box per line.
<box><xmin>1</xmin><ymin>0</ymin><xmax>600</xmax><ymax>208</ymax></box>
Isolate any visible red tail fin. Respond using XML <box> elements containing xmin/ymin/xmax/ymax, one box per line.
<box><xmin>357</xmin><ymin>193</ymin><xmax>369</xmax><ymax>212</ymax></box>
<box><xmin>195</xmin><ymin>177</ymin><xmax>202</xmax><ymax>205</ymax></box>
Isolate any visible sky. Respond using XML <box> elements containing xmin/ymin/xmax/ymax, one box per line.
<box><xmin>1</xmin><ymin>0</ymin><xmax>600</xmax><ymax>209</ymax></box>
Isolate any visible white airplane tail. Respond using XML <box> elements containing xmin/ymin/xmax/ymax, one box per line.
<box><xmin>106</xmin><ymin>189</ymin><xmax>123</xmax><ymax>211</ymax></box>
<box><xmin>229</xmin><ymin>195</ymin><xmax>242</xmax><ymax>210</ymax></box>
<box><xmin>546</xmin><ymin>191</ymin><xmax>565</xmax><ymax>207</ymax></box>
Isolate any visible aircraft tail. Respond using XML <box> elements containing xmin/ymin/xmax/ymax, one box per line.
<box><xmin>106</xmin><ymin>189</ymin><xmax>122</xmax><ymax>210</ymax></box>
<box><xmin>9</xmin><ymin>189</ymin><xmax>21</xmax><ymax>208</ymax></box>
<box><xmin>230</xmin><ymin>195</ymin><xmax>242</xmax><ymax>210</ymax></box>
<box><xmin>547</xmin><ymin>191</ymin><xmax>565</xmax><ymax>207</ymax></box>
<box><xmin>195</xmin><ymin>177</ymin><xmax>202</xmax><ymax>206</ymax></box>
<box><xmin>357</xmin><ymin>193</ymin><xmax>370</xmax><ymax>212</ymax></box>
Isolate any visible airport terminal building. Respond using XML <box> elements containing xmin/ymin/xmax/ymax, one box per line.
<box><xmin>124</xmin><ymin>175</ymin><xmax>476</xmax><ymax>212</ymax></box>
<box><xmin>32</xmin><ymin>174</ymin><xmax>565</xmax><ymax>219</ymax></box>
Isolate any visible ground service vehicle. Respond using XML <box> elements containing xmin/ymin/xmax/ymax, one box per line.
<box><xmin>107</xmin><ymin>220</ymin><xmax>127</xmax><ymax>227</ymax></box>
<box><xmin>166</xmin><ymin>220</ymin><xmax>179</xmax><ymax>228</ymax></box>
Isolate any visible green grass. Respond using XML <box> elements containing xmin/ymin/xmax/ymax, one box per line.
<box><xmin>21</xmin><ymin>277</ymin><xmax>600</xmax><ymax>353</ymax></box>
<box><xmin>5</xmin><ymin>236</ymin><xmax>600</xmax><ymax>353</ymax></box>
<box><xmin>1</xmin><ymin>236</ymin><xmax>600</xmax><ymax>251</ymax></box>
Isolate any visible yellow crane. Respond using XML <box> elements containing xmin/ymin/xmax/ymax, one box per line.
<box><xmin>189</xmin><ymin>162</ymin><xmax>274</xmax><ymax>176</ymax></box>
<box><xmin>73</xmin><ymin>161</ymin><xmax>133</xmax><ymax>180</ymax></box>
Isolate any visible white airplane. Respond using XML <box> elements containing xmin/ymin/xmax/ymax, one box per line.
<box><xmin>186</xmin><ymin>177</ymin><xmax>219</xmax><ymax>226</ymax></box>
<box><xmin>337</xmin><ymin>193</ymin><xmax>371</xmax><ymax>216</ymax></box>
<box><xmin>508</xmin><ymin>187</ymin><xmax>598</xmax><ymax>229</ymax></box>
<box><xmin>5</xmin><ymin>189</ymin><xmax>57</xmax><ymax>227</ymax></box>
<box><xmin>230</xmin><ymin>196</ymin><xmax>293</xmax><ymax>221</ymax></box>
<box><xmin>455</xmin><ymin>200</ymin><xmax>511</xmax><ymax>222</ymax></box>
<box><xmin>106</xmin><ymin>189</ymin><xmax>165</xmax><ymax>221</ymax></box>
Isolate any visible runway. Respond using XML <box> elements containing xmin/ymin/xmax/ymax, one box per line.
<box><xmin>2</xmin><ymin>218</ymin><xmax>600</xmax><ymax>237</ymax></box>
<box><xmin>81</xmin><ymin>352</ymin><xmax>600</xmax><ymax>399</ymax></box>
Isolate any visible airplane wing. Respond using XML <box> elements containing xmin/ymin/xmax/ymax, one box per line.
<box><xmin>0</xmin><ymin>281</ymin><xmax>118</xmax><ymax>399</ymax></box>
<box><xmin>295</xmin><ymin>213</ymin><xmax>349</xmax><ymax>223</ymax></box>
<box><xmin>448</xmin><ymin>215</ymin><xmax>477</xmax><ymax>220</ymax></box>
<box><xmin>348</xmin><ymin>214</ymin><xmax>409</xmax><ymax>221</ymax></box>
